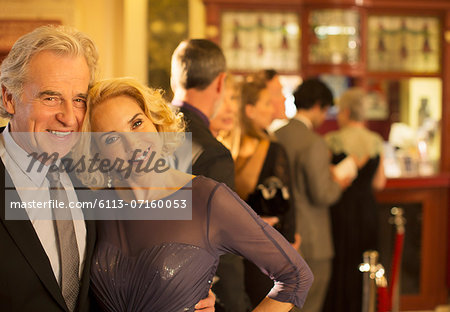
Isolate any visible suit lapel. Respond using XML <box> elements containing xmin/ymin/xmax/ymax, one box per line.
<box><xmin>0</xmin><ymin>158</ymin><xmax>69</xmax><ymax>311</ymax></box>
<box><xmin>1</xmin><ymin>220</ymin><xmax>68</xmax><ymax>311</ymax></box>
<box><xmin>1</xmin><ymin>128</ymin><xmax>96</xmax><ymax>312</ymax></box>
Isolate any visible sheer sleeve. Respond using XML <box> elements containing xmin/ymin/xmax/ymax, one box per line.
<box><xmin>207</xmin><ymin>182</ymin><xmax>313</xmax><ymax>308</ymax></box>
<box><xmin>266</xmin><ymin>142</ymin><xmax>291</xmax><ymax>188</ymax></box>
<box><xmin>263</xmin><ymin>142</ymin><xmax>296</xmax><ymax>242</ymax></box>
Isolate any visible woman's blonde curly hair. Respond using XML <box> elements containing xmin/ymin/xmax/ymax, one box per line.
<box><xmin>75</xmin><ymin>77</ymin><xmax>185</xmax><ymax>188</ymax></box>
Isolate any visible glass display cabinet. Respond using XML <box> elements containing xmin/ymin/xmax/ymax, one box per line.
<box><xmin>221</xmin><ymin>11</ymin><xmax>300</xmax><ymax>72</ymax></box>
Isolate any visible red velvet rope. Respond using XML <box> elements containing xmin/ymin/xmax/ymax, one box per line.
<box><xmin>377</xmin><ymin>286</ymin><xmax>389</xmax><ymax>312</ymax></box>
<box><xmin>388</xmin><ymin>232</ymin><xmax>405</xmax><ymax>310</ymax></box>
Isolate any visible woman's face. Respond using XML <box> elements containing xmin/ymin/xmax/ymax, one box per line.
<box><xmin>245</xmin><ymin>88</ymin><xmax>274</xmax><ymax>130</ymax></box>
<box><xmin>210</xmin><ymin>86</ymin><xmax>239</xmax><ymax>135</ymax></box>
<box><xmin>91</xmin><ymin>95</ymin><xmax>162</xmax><ymax>169</ymax></box>
<box><xmin>267</xmin><ymin>76</ymin><xmax>286</xmax><ymax>120</ymax></box>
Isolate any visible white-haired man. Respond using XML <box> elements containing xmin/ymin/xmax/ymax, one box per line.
<box><xmin>0</xmin><ymin>26</ymin><xmax>215</xmax><ymax>312</ymax></box>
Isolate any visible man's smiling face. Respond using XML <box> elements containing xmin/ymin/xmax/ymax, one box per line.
<box><xmin>4</xmin><ymin>50</ymin><xmax>90</xmax><ymax>159</ymax></box>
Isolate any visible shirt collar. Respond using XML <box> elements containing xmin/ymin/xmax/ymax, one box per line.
<box><xmin>3</xmin><ymin>124</ymin><xmax>55</xmax><ymax>187</ymax></box>
<box><xmin>294</xmin><ymin>114</ymin><xmax>313</xmax><ymax>130</ymax></box>
<box><xmin>172</xmin><ymin>100</ymin><xmax>210</xmax><ymax>128</ymax></box>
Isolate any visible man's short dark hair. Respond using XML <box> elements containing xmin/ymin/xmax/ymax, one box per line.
<box><xmin>293</xmin><ymin>78</ymin><xmax>334</xmax><ymax>110</ymax></box>
<box><xmin>250</xmin><ymin>69</ymin><xmax>277</xmax><ymax>84</ymax></box>
<box><xmin>261</xmin><ymin>69</ymin><xmax>278</xmax><ymax>81</ymax></box>
<box><xmin>171</xmin><ymin>39</ymin><xmax>226</xmax><ymax>91</ymax></box>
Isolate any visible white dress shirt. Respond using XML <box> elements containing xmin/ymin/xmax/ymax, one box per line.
<box><xmin>0</xmin><ymin>126</ymin><xmax>86</xmax><ymax>283</ymax></box>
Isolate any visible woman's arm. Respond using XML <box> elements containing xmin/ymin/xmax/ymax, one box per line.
<box><xmin>207</xmin><ymin>183</ymin><xmax>314</xmax><ymax>309</ymax></box>
<box><xmin>253</xmin><ymin>297</ymin><xmax>294</xmax><ymax>311</ymax></box>
<box><xmin>194</xmin><ymin>290</ymin><xmax>216</xmax><ymax>311</ymax></box>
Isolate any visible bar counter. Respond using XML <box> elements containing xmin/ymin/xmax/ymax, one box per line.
<box><xmin>382</xmin><ymin>173</ymin><xmax>450</xmax><ymax>189</ymax></box>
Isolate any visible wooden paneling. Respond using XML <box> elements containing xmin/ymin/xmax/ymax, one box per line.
<box><xmin>441</xmin><ymin>11</ymin><xmax>450</xmax><ymax>172</ymax></box>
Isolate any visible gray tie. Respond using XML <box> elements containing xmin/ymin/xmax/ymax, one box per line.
<box><xmin>47</xmin><ymin>164</ymin><xmax>80</xmax><ymax>312</ymax></box>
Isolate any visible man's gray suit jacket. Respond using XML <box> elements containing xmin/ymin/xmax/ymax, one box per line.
<box><xmin>275</xmin><ymin>119</ymin><xmax>341</xmax><ymax>261</ymax></box>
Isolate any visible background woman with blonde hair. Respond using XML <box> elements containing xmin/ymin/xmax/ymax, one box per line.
<box><xmin>210</xmin><ymin>73</ymin><xmax>241</xmax><ymax>159</ymax></box>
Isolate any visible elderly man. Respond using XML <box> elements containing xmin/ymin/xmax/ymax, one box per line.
<box><xmin>0</xmin><ymin>25</ymin><xmax>96</xmax><ymax>312</ymax></box>
<box><xmin>0</xmin><ymin>26</ymin><xmax>214</xmax><ymax>312</ymax></box>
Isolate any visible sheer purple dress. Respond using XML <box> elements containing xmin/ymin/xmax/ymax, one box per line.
<box><xmin>91</xmin><ymin>176</ymin><xmax>313</xmax><ymax>312</ymax></box>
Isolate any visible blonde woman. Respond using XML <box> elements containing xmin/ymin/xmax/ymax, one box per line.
<box><xmin>76</xmin><ymin>78</ymin><xmax>313</xmax><ymax>312</ymax></box>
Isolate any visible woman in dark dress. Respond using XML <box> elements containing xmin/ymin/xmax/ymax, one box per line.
<box><xmin>322</xmin><ymin>88</ymin><xmax>386</xmax><ymax>312</ymax></box>
<box><xmin>234</xmin><ymin>78</ymin><xmax>299</xmax><ymax>307</ymax></box>
<box><xmin>76</xmin><ymin>78</ymin><xmax>313</xmax><ymax>312</ymax></box>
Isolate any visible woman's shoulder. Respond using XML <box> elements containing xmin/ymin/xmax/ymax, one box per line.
<box><xmin>327</xmin><ymin>127</ymin><xmax>383</xmax><ymax>144</ymax></box>
<box><xmin>192</xmin><ymin>175</ymin><xmax>230</xmax><ymax>194</ymax></box>
<box><xmin>191</xmin><ymin>176</ymin><xmax>248</xmax><ymax>221</ymax></box>
<box><xmin>360</xmin><ymin>128</ymin><xmax>384</xmax><ymax>154</ymax></box>
<box><xmin>350</xmin><ymin>126</ymin><xmax>383</xmax><ymax>141</ymax></box>
<box><xmin>193</xmin><ymin>176</ymin><xmax>245</xmax><ymax>204</ymax></box>
<box><xmin>366</xmin><ymin>128</ymin><xmax>384</xmax><ymax>143</ymax></box>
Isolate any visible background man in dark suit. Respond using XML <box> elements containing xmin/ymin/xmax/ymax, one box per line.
<box><xmin>275</xmin><ymin>79</ymin><xmax>350</xmax><ymax>312</ymax></box>
<box><xmin>171</xmin><ymin>39</ymin><xmax>250</xmax><ymax>311</ymax></box>
<box><xmin>0</xmin><ymin>25</ymin><xmax>98</xmax><ymax>312</ymax></box>
<box><xmin>170</xmin><ymin>39</ymin><xmax>235</xmax><ymax>189</ymax></box>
